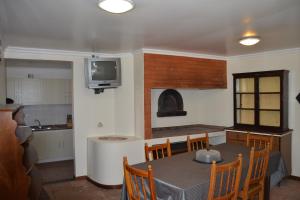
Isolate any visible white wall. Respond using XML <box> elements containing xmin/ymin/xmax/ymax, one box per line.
<box><xmin>114</xmin><ymin>54</ymin><xmax>135</xmax><ymax>136</ymax></box>
<box><xmin>133</xmin><ymin>51</ymin><xmax>145</xmax><ymax>139</ymax></box>
<box><xmin>4</xmin><ymin>47</ymin><xmax>135</xmax><ymax>177</ymax></box>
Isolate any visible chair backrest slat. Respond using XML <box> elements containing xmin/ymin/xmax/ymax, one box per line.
<box><xmin>207</xmin><ymin>154</ymin><xmax>243</xmax><ymax>200</ymax></box>
<box><xmin>240</xmin><ymin>145</ymin><xmax>270</xmax><ymax>200</ymax></box>
<box><xmin>145</xmin><ymin>139</ymin><xmax>171</xmax><ymax>161</ymax></box>
<box><xmin>187</xmin><ymin>132</ymin><xmax>209</xmax><ymax>152</ymax></box>
<box><xmin>123</xmin><ymin>157</ymin><xmax>157</xmax><ymax>200</ymax></box>
<box><xmin>246</xmin><ymin>133</ymin><xmax>273</xmax><ymax>151</ymax></box>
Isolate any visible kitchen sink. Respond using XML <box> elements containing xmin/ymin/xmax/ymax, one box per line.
<box><xmin>31</xmin><ymin>125</ymin><xmax>53</xmax><ymax>131</ymax></box>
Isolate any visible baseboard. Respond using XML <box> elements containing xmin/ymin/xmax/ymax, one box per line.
<box><xmin>37</xmin><ymin>157</ymin><xmax>74</xmax><ymax>164</ymax></box>
<box><xmin>75</xmin><ymin>175</ymin><xmax>88</xmax><ymax>180</ymax></box>
<box><xmin>87</xmin><ymin>177</ymin><xmax>122</xmax><ymax>189</ymax></box>
<box><xmin>288</xmin><ymin>175</ymin><xmax>300</xmax><ymax>181</ymax></box>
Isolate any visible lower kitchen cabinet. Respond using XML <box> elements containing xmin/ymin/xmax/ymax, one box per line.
<box><xmin>31</xmin><ymin>129</ymin><xmax>74</xmax><ymax>163</ymax></box>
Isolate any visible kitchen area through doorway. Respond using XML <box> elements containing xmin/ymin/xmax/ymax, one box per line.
<box><xmin>5</xmin><ymin>59</ymin><xmax>74</xmax><ymax>184</ymax></box>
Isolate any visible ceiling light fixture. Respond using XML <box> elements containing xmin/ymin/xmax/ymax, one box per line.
<box><xmin>239</xmin><ymin>36</ymin><xmax>261</xmax><ymax>46</ymax></box>
<box><xmin>98</xmin><ymin>0</ymin><xmax>134</xmax><ymax>14</ymax></box>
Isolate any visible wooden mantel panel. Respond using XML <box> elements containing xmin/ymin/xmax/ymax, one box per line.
<box><xmin>144</xmin><ymin>53</ymin><xmax>227</xmax><ymax>139</ymax></box>
<box><xmin>144</xmin><ymin>53</ymin><xmax>227</xmax><ymax>89</ymax></box>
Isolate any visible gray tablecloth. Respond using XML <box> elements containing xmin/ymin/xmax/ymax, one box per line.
<box><xmin>121</xmin><ymin>143</ymin><xmax>287</xmax><ymax>200</ymax></box>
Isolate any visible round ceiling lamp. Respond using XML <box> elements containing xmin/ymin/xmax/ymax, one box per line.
<box><xmin>239</xmin><ymin>36</ymin><xmax>261</xmax><ymax>46</ymax></box>
<box><xmin>98</xmin><ymin>0</ymin><xmax>134</xmax><ymax>14</ymax></box>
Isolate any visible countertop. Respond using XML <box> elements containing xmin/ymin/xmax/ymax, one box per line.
<box><xmin>0</xmin><ymin>104</ymin><xmax>23</xmax><ymax>113</ymax></box>
<box><xmin>31</xmin><ymin>124</ymin><xmax>72</xmax><ymax>132</ymax></box>
<box><xmin>152</xmin><ymin>124</ymin><xmax>226</xmax><ymax>139</ymax></box>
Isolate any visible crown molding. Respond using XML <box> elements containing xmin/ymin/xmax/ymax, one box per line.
<box><xmin>4</xmin><ymin>46</ymin><xmax>133</xmax><ymax>58</ymax></box>
<box><xmin>228</xmin><ymin>48</ymin><xmax>300</xmax><ymax>60</ymax></box>
<box><xmin>141</xmin><ymin>48</ymin><xmax>227</xmax><ymax>60</ymax></box>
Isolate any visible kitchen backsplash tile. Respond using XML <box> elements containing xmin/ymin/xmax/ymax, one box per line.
<box><xmin>23</xmin><ymin>104</ymin><xmax>72</xmax><ymax>126</ymax></box>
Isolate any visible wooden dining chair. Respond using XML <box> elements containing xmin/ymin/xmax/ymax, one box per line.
<box><xmin>239</xmin><ymin>145</ymin><xmax>270</xmax><ymax>200</ymax></box>
<box><xmin>246</xmin><ymin>133</ymin><xmax>273</xmax><ymax>151</ymax></box>
<box><xmin>207</xmin><ymin>154</ymin><xmax>243</xmax><ymax>200</ymax></box>
<box><xmin>123</xmin><ymin>157</ymin><xmax>156</xmax><ymax>200</ymax></box>
<box><xmin>187</xmin><ymin>132</ymin><xmax>209</xmax><ymax>152</ymax></box>
<box><xmin>144</xmin><ymin>139</ymin><xmax>171</xmax><ymax>161</ymax></box>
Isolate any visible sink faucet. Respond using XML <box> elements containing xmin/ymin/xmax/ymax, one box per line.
<box><xmin>34</xmin><ymin>119</ymin><xmax>42</xmax><ymax>129</ymax></box>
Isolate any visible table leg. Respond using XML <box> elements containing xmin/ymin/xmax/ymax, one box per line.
<box><xmin>264</xmin><ymin>175</ymin><xmax>270</xmax><ymax>200</ymax></box>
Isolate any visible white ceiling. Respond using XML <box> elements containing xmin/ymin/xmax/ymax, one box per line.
<box><xmin>0</xmin><ymin>0</ymin><xmax>300</xmax><ymax>56</ymax></box>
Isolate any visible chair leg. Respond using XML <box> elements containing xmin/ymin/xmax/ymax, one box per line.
<box><xmin>259</xmin><ymin>189</ymin><xmax>264</xmax><ymax>200</ymax></box>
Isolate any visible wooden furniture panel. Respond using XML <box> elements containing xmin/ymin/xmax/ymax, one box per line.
<box><xmin>233</xmin><ymin>70</ymin><xmax>289</xmax><ymax>132</ymax></box>
<box><xmin>144</xmin><ymin>53</ymin><xmax>227</xmax><ymax>139</ymax></box>
<box><xmin>144</xmin><ymin>53</ymin><xmax>227</xmax><ymax>89</ymax></box>
<box><xmin>226</xmin><ymin>130</ymin><xmax>291</xmax><ymax>175</ymax></box>
<box><xmin>0</xmin><ymin>110</ymin><xmax>30</xmax><ymax>200</ymax></box>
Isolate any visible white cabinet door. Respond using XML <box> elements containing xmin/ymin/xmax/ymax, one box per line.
<box><xmin>6</xmin><ymin>78</ymin><xmax>72</xmax><ymax>105</ymax></box>
<box><xmin>21</xmin><ymin>79</ymin><xmax>42</xmax><ymax>105</ymax></box>
<box><xmin>31</xmin><ymin>131</ymin><xmax>62</xmax><ymax>162</ymax></box>
<box><xmin>61</xmin><ymin>130</ymin><xmax>74</xmax><ymax>159</ymax></box>
<box><xmin>6</xmin><ymin>78</ymin><xmax>22</xmax><ymax>104</ymax></box>
<box><xmin>31</xmin><ymin>130</ymin><xmax>74</xmax><ymax>163</ymax></box>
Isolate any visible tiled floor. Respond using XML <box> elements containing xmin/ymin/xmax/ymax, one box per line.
<box><xmin>43</xmin><ymin>178</ymin><xmax>300</xmax><ymax>200</ymax></box>
<box><xmin>44</xmin><ymin>179</ymin><xmax>121</xmax><ymax>200</ymax></box>
<box><xmin>40</xmin><ymin>160</ymin><xmax>300</xmax><ymax>200</ymax></box>
<box><xmin>37</xmin><ymin>160</ymin><xmax>75</xmax><ymax>184</ymax></box>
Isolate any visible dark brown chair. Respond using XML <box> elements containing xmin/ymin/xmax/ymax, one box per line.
<box><xmin>207</xmin><ymin>154</ymin><xmax>243</xmax><ymax>200</ymax></box>
<box><xmin>123</xmin><ymin>157</ymin><xmax>156</xmax><ymax>200</ymax></box>
<box><xmin>246</xmin><ymin>133</ymin><xmax>273</xmax><ymax>151</ymax></box>
<box><xmin>187</xmin><ymin>132</ymin><xmax>209</xmax><ymax>152</ymax></box>
<box><xmin>239</xmin><ymin>145</ymin><xmax>270</xmax><ymax>200</ymax></box>
<box><xmin>144</xmin><ymin>139</ymin><xmax>171</xmax><ymax>161</ymax></box>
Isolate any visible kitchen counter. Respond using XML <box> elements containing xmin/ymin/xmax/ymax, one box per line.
<box><xmin>31</xmin><ymin>124</ymin><xmax>72</xmax><ymax>132</ymax></box>
<box><xmin>0</xmin><ymin>104</ymin><xmax>23</xmax><ymax>114</ymax></box>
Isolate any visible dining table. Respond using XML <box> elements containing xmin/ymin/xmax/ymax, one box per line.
<box><xmin>120</xmin><ymin>143</ymin><xmax>287</xmax><ymax>200</ymax></box>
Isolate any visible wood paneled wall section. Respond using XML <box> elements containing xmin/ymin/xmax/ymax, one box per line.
<box><xmin>144</xmin><ymin>53</ymin><xmax>227</xmax><ymax>139</ymax></box>
<box><xmin>0</xmin><ymin>111</ymin><xmax>30</xmax><ymax>199</ymax></box>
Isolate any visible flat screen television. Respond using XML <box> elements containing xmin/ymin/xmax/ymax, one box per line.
<box><xmin>85</xmin><ymin>57</ymin><xmax>121</xmax><ymax>89</ymax></box>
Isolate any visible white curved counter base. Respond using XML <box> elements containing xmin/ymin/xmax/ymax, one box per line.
<box><xmin>87</xmin><ymin>136</ymin><xmax>145</xmax><ymax>186</ymax></box>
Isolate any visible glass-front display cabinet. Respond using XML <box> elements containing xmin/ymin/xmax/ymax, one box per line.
<box><xmin>233</xmin><ymin>70</ymin><xmax>289</xmax><ymax>132</ymax></box>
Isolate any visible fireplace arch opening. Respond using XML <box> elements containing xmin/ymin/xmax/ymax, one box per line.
<box><xmin>157</xmin><ymin>89</ymin><xmax>187</xmax><ymax>117</ymax></box>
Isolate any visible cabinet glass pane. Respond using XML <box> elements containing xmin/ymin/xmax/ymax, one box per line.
<box><xmin>259</xmin><ymin>76</ymin><xmax>280</xmax><ymax>92</ymax></box>
<box><xmin>260</xmin><ymin>111</ymin><xmax>280</xmax><ymax>127</ymax></box>
<box><xmin>236</xmin><ymin>78</ymin><xmax>254</xmax><ymax>93</ymax></box>
<box><xmin>236</xmin><ymin>109</ymin><xmax>255</xmax><ymax>125</ymax></box>
<box><xmin>236</xmin><ymin>94</ymin><xmax>255</xmax><ymax>108</ymax></box>
<box><xmin>259</xmin><ymin>94</ymin><xmax>280</xmax><ymax>109</ymax></box>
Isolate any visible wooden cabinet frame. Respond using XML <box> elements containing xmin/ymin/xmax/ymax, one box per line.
<box><xmin>233</xmin><ymin>70</ymin><xmax>289</xmax><ymax>132</ymax></box>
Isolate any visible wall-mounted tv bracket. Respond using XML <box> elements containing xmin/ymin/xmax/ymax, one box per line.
<box><xmin>296</xmin><ymin>92</ymin><xmax>300</xmax><ymax>104</ymax></box>
<box><xmin>94</xmin><ymin>88</ymin><xmax>104</xmax><ymax>94</ymax></box>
